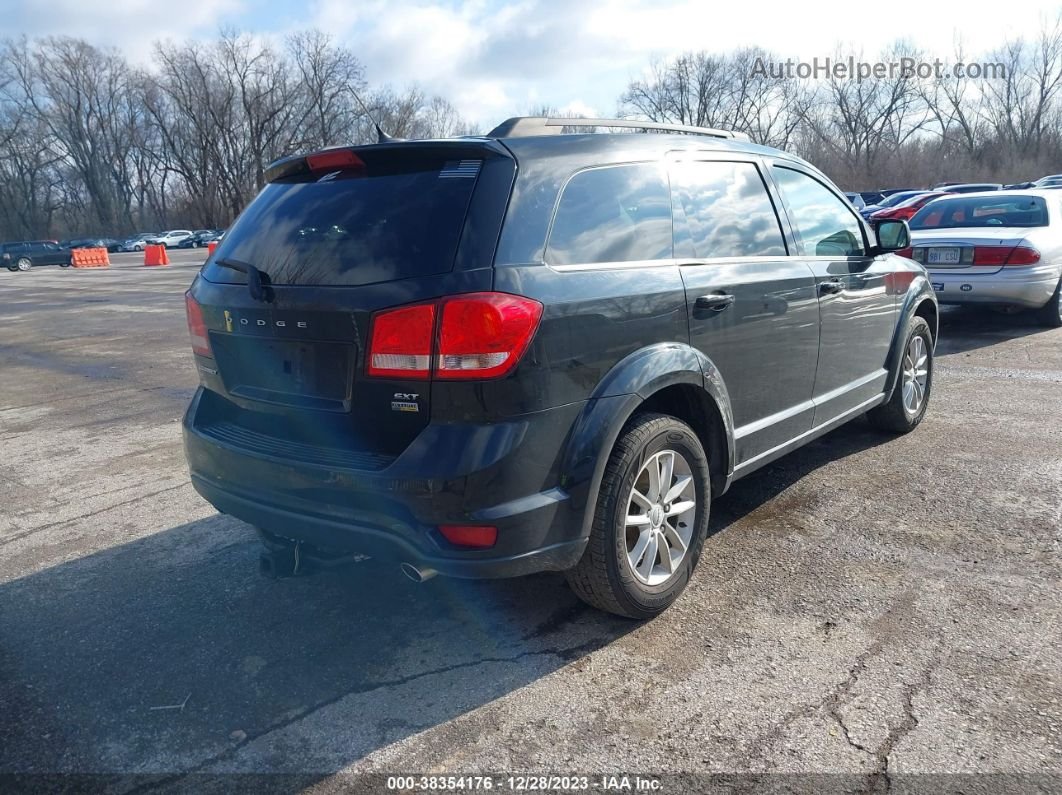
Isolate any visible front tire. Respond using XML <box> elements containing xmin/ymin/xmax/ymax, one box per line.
<box><xmin>565</xmin><ymin>413</ymin><xmax>711</xmax><ymax>619</ymax></box>
<box><xmin>867</xmin><ymin>316</ymin><xmax>933</xmax><ymax>434</ymax></box>
<box><xmin>1036</xmin><ymin>277</ymin><xmax>1062</xmax><ymax>328</ymax></box>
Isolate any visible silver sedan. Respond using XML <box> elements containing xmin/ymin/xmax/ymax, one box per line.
<box><xmin>907</xmin><ymin>190</ymin><xmax>1062</xmax><ymax>327</ymax></box>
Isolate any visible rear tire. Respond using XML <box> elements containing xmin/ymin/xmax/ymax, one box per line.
<box><xmin>868</xmin><ymin>316</ymin><xmax>933</xmax><ymax>434</ymax></box>
<box><xmin>59</xmin><ymin>261</ymin><xmax>71</xmax><ymax>268</ymax></box>
<box><xmin>1036</xmin><ymin>277</ymin><xmax>1062</xmax><ymax>328</ymax></box>
<box><xmin>16</xmin><ymin>257</ymin><xmax>31</xmax><ymax>272</ymax></box>
<box><xmin>565</xmin><ymin>412</ymin><xmax>711</xmax><ymax>619</ymax></box>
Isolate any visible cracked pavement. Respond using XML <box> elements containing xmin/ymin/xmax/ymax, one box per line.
<box><xmin>1</xmin><ymin>254</ymin><xmax>1060</xmax><ymax>792</ymax></box>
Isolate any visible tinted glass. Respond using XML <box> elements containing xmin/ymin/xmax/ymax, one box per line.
<box><xmin>203</xmin><ymin>159</ymin><xmax>479</xmax><ymax>286</ymax></box>
<box><xmin>546</xmin><ymin>164</ymin><xmax>672</xmax><ymax>265</ymax></box>
<box><xmin>910</xmin><ymin>195</ymin><xmax>1049</xmax><ymax>229</ymax></box>
<box><xmin>671</xmin><ymin>161</ymin><xmax>786</xmax><ymax>258</ymax></box>
<box><xmin>773</xmin><ymin>167</ymin><xmax>865</xmax><ymax>257</ymax></box>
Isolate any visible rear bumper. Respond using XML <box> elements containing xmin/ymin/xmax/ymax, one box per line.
<box><xmin>928</xmin><ymin>264</ymin><xmax>1060</xmax><ymax>308</ymax></box>
<box><xmin>183</xmin><ymin>388</ymin><xmax>589</xmax><ymax>579</ymax></box>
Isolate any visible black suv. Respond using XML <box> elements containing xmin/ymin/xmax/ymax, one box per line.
<box><xmin>2</xmin><ymin>240</ymin><xmax>73</xmax><ymax>271</ymax></box>
<box><xmin>183</xmin><ymin>117</ymin><xmax>937</xmax><ymax>618</ymax></box>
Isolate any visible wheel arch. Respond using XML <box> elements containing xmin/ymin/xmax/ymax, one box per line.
<box><xmin>559</xmin><ymin>342</ymin><xmax>736</xmax><ymax>540</ymax></box>
<box><xmin>883</xmin><ymin>276</ymin><xmax>938</xmax><ymax>401</ymax></box>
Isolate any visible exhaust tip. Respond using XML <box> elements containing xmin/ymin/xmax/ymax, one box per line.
<box><xmin>400</xmin><ymin>562</ymin><xmax>437</xmax><ymax>583</ymax></box>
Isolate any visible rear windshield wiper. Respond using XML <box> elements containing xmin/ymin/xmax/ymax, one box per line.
<box><xmin>215</xmin><ymin>257</ymin><xmax>272</xmax><ymax>303</ymax></box>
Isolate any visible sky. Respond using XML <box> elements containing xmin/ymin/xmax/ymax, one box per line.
<box><xmin>4</xmin><ymin>0</ymin><xmax>1061</xmax><ymax>126</ymax></box>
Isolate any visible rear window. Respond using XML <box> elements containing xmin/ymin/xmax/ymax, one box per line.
<box><xmin>203</xmin><ymin>157</ymin><xmax>481</xmax><ymax>286</ymax></box>
<box><xmin>911</xmin><ymin>196</ymin><xmax>1049</xmax><ymax>229</ymax></box>
<box><xmin>545</xmin><ymin>163</ymin><xmax>672</xmax><ymax>265</ymax></box>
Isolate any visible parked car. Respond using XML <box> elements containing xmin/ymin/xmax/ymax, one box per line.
<box><xmin>177</xmin><ymin>230</ymin><xmax>221</xmax><ymax>249</ymax></box>
<box><xmin>908</xmin><ymin>190</ymin><xmax>1062</xmax><ymax>327</ymax></box>
<box><xmin>860</xmin><ymin>190</ymin><xmax>930</xmax><ymax>219</ymax></box>
<box><xmin>1004</xmin><ymin>181</ymin><xmax>1037</xmax><ymax>190</ymax></box>
<box><xmin>70</xmin><ymin>237</ymin><xmax>122</xmax><ymax>252</ymax></box>
<box><xmin>182</xmin><ymin>116</ymin><xmax>937</xmax><ymax>618</ymax></box>
<box><xmin>844</xmin><ymin>192</ymin><xmax>867</xmax><ymax>210</ymax></box>
<box><xmin>149</xmin><ymin>230</ymin><xmax>194</xmax><ymax>248</ymax></box>
<box><xmin>879</xmin><ymin>188</ymin><xmax>918</xmax><ymax>197</ymax></box>
<box><xmin>869</xmin><ymin>191</ymin><xmax>953</xmax><ymax>222</ymax></box>
<box><xmin>859</xmin><ymin>191</ymin><xmax>886</xmax><ymax>206</ymax></box>
<box><xmin>1</xmin><ymin>240</ymin><xmax>72</xmax><ymax>271</ymax></box>
<box><xmin>940</xmin><ymin>182</ymin><xmax>1003</xmax><ymax>194</ymax></box>
<box><xmin>120</xmin><ymin>233</ymin><xmax>158</xmax><ymax>252</ymax></box>
<box><xmin>1034</xmin><ymin>175</ymin><xmax>1062</xmax><ymax>188</ymax></box>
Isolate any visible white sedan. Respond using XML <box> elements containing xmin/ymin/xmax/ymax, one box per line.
<box><xmin>908</xmin><ymin>190</ymin><xmax>1062</xmax><ymax>327</ymax></box>
<box><xmin>149</xmin><ymin>230</ymin><xmax>194</xmax><ymax>248</ymax></box>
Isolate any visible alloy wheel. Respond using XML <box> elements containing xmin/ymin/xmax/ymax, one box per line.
<box><xmin>625</xmin><ymin>449</ymin><xmax>697</xmax><ymax>586</ymax></box>
<box><xmin>902</xmin><ymin>334</ymin><xmax>929</xmax><ymax>416</ymax></box>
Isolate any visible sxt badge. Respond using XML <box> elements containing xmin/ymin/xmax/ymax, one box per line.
<box><xmin>391</xmin><ymin>392</ymin><xmax>420</xmax><ymax>413</ymax></box>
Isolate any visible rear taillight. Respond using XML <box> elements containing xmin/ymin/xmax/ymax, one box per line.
<box><xmin>436</xmin><ymin>293</ymin><xmax>542</xmax><ymax>379</ymax></box>
<box><xmin>1005</xmin><ymin>246</ymin><xmax>1041</xmax><ymax>266</ymax></box>
<box><xmin>185</xmin><ymin>293</ymin><xmax>211</xmax><ymax>357</ymax></box>
<box><xmin>367</xmin><ymin>303</ymin><xmax>436</xmax><ymax>379</ymax></box>
<box><xmin>366</xmin><ymin>293</ymin><xmax>543</xmax><ymax>381</ymax></box>
<box><xmin>971</xmin><ymin>246</ymin><xmax>1010</xmax><ymax>266</ymax></box>
<box><xmin>971</xmin><ymin>245</ymin><xmax>1041</xmax><ymax>266</ymax></box>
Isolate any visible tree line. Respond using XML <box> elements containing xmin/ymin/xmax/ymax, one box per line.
<box><xmin>619</xmin><ymin>15</ymin><xmax>1062</xmax><ymax>191</ymax></box>
<box><xmin>0</xmin><ymin>31</ymin><xmax>473</xmax><ymax>240</ymax></box>
<box><xmin>2</xmin><ymin>17</ymin><xmax>1061</xmax><ymax>242</ymax></box>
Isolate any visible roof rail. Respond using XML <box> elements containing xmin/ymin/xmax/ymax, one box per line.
<box><xmin>487</xmin><ymin>116</ymin><xmax>750</xmax><ymax>141</ymax></box>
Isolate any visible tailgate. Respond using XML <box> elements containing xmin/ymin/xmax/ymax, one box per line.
<box><xmin>188</xmin><ymin>141</ymin><xmax>514</xmax><ymax>461</ymax></box>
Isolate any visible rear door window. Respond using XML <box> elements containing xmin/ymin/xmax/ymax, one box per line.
<box><xmin>204</xmin><ymin>157</ymin><xmax>482</xmax><ymax>286</ymax></box>
<box><xmin>546</xmin><ymin>163</ymin><xmax>672</xmax><ymax>265</ymax></box>
<box><xmin>670</xmin><ymin>160</ymin><xmax>787</xmax><ymax>258</ymax></box>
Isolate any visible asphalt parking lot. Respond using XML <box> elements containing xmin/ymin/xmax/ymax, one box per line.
<box><xmin>1</xmin><ymin>252</ymin><xmax>1060</xmax><ymax>792</ymax></box>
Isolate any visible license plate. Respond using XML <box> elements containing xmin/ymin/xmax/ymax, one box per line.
<box><xmin>927</xmin><ymin>247</ymin><xmax>961</xmax><ymax>265</ymax></box>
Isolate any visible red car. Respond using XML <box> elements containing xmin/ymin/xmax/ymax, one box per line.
<box><xmin>869</xmin><ymin>191</ymin><xmax>953</xmax><ymax>221</ymax></box>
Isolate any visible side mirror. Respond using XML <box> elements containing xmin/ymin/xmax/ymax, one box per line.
<box><xmin>873</xmin><ymin>219</ymin><xmax>910</xmax><ymax>252</ymax></box>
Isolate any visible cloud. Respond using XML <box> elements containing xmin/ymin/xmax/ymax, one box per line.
<box><xmin>7</xmin><ymin>0</ymin><xmax>1062</xmax><ymax>123</ymax></box>
<box><xmin>0</xmin><ymin>0</ymin><xmax>244</xmax><ymax>60</ymax></box>
<box><xmin>305</xmin><ymin>0</ymin><xmax>1062</xmax><ymax>126</ymax></box>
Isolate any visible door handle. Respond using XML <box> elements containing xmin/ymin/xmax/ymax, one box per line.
<box><xmin>695</xmin><ymin>293</ymin><xmax>735</xmax><ymax>311</ymax></box>
<box><xmin>818</xmin><ymin>280</ymin><xmax>844</xmax><ymax>295</ymax></box>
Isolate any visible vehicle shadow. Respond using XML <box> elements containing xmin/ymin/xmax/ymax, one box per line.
<box><xmin>935</xmin><ymin>305</ymin><xmax>1053</xmax><ymax>357</ymax></box>
<box><xmin>0</xmin><ymin>516</ymin><xmax>631</xmax><ymax>786</ymax></box>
